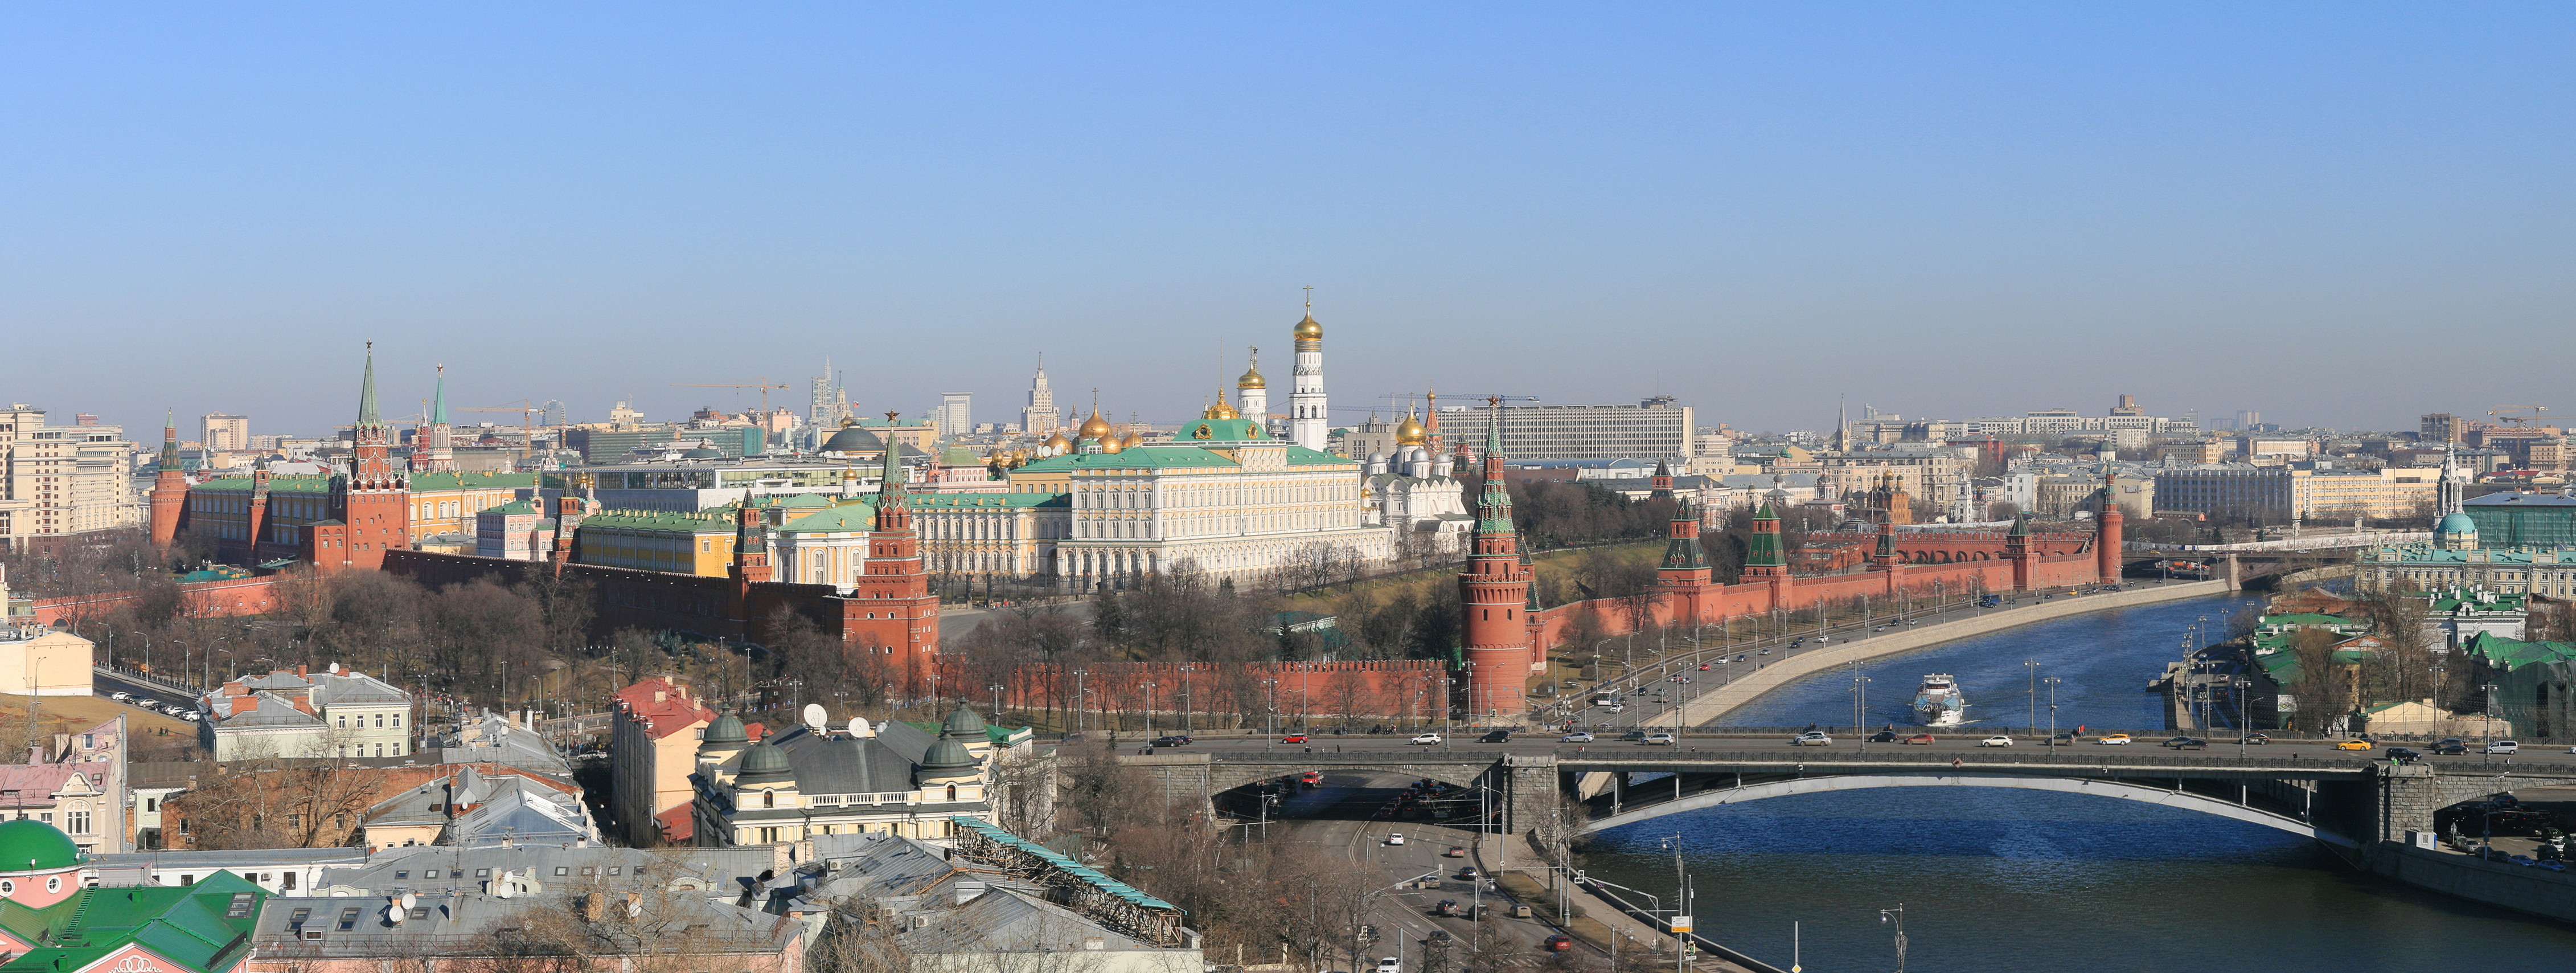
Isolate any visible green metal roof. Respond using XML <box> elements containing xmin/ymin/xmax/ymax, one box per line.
<box><xmin>776</xmin><ymin>503</ymin><xmax>877</xmax><ymax>533</ymax></box>
<box><xmin>909</xmin><ymin>492</ymin><xmax>1069</xmax><ymax>509</ymax></box>
<box><xmin>2464</xmin><ymin>632</ymin><xmax>2576</xmax><ymax>671</ymax></box>
<box><xmin>410</xmin><ymin>472</ymin><xmax>538</xmax><ymax>491</ymax></box>
<box><xmin>1282</xmin><ymin>445</ymin><xmax>1354</xmax><ymax>466</ymax></box>
<box><xmin>0</xmin><ymin>870</ymin><xmax>263</xmax><ymax>973</ymax></box>
<box><xmin>0</xmin><ymin>819</ymin><xmax>83</xmax><ymax>872</ymax></box>
<box><xmin>195</xmin><ymin>475</ymin><xmax>331</xmax><ymax>494</ymax></box>
<box><xmin>1013</xmin><ymin>447</ymin><xmax>1242</xmax><ymax>472</ymax></box>
<box><xmin>576</xmin><ymin>508</ymin><xmax>741</xmax><ymax>534</ymax></box>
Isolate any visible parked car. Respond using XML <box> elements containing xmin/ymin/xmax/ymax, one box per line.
<box><xmin>181</xmin><ymin>712</ymin><xmax>202</xmax><ymax>722</ymax></box>
<box><xmin>2097</xmin><ymin>734</ymin><xmax>2132</xmax><ymax>745</ymax></box>
<box><xmin>1377</xmin><ymin>958</ymin><xmax>1404</xmax><ymax>973</ymax></box>
<box><xmin>2335</xmin><ymin>738</ymin><xmax>2376</xmax><ymax>751</ymax></box>
<box><xmin>1903</xmin><ymin>734</ymin><xmax>1935</xmax><ymax>745</ymax></box>
<box><xmin>1543</xmin><ymin>935</ymin><xmax>1575</xmax><ymax>952</ymax></box>
<box><xmin>2487</xmin><ymin>740</ymin><xmax>2520</xmax><ymax>755</ymax></box>
<box><xmin>1478</xmin><ymin>730</ymin><xmax>1511</xmax><ymax>743</ymax></box>
<box><xmin>1561</xmin><ymin>731</ymin><xmax>1595</xmax><ymax>743</ymax></box>
<box><xmin>108</xmin><ymin>692</ymin><xmax>129</xmax><ymax>701</ymax></box>
<box><xmin>1641</xmin><ymin>733</ymin><xmax>1676</xmax><ymax>746</ymax></box>
<box><xmin>1282</xmin><ymin>733</ymin><xmax>1308</xmax><ymax>743</ymax></box>
<box><xmin>1979</xmin><ymin>735</ymin><xmax>2013</xmax><ymax>747</ymax></box>
<box><xmin>1410</xmin><ymin>734</ymin><xmax>1442</xmax><ymax>746</ymax></box>
<box><xmin>1791</xmin><ymin>731</ymin><xmax>1833</xmax><ymax>746</ymax></box>
<box><xmin>135</xmin><ymin>699</ymin><xmax>159</xmax><ymax>709</ymax></box>
<box><xmin>2540</xmin><ymin>859</ymin><xmax>2568</xmax><ymax>873</ymax></box>
<box><xmin>2386</xmin><ymin>747</ymin><xmax>2424</xmax><ymax>761</ymax></box>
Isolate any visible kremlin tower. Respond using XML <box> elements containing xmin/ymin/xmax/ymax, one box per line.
<box><xmin>146</xmin><ymin>412</ymin><xmax>186</xmax><ymax>549</ymax></box>
<box><xmin>1459</xmin><ymin>399</ymin><xmax>1533</xmax><ymax>723</ymax></box>
<box><xmin>313</xmin><ymin>346</ymin><xmax>411</xmax><ymax>573</ymax></box>
<box><xmin>413</xmin><ymin>365</ymin><xmax>456</xmax><ymax>472</ymax></box>
<box><xmin>2095</xmin><ymin>467</ymin><xmax>2123</xmax><ymax>583</ymax></box>
<box><xmin>850</xmin><ymin>430</ymin><xmax>938</xmax><ymax>675</ymax></box>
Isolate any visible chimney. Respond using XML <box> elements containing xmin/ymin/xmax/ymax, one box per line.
<box><xmin>296</xmin><ymin>664</ymin><xmax>307</xmax><ymax>677</ymax></box>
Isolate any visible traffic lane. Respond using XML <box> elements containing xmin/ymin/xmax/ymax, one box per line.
<box><xmin>93</xmin><ymin>675</ymin><xmax>204</xmax><ymax>721</ymax></box>
<box><xmin>1276</xmin><ymin>816</ymin><xmax>1546</xmax><ymax>962</ymax></box>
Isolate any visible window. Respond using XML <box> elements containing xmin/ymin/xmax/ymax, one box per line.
<box><xmin>475</xmin><ymin>869</ymin><xmax>491</xmax><ymax>878</ymax></box>
<box><xmin>396</xmin><ymin>871</ymin><xmax>409</xmax><ymax>879</ymax></box>
<box><xmin>375</xmin><ymin>714</ymin><xmax>384</xmax><ymax>729</ymax></box>
<box><xmin>181</xmin><ymin>874</ymin><xmax>196</xmax><ymax>886</ymax></box>
<box><xmin>283</xmin><ymin>872</ymin><xmax>297</xmax><ymax>890</ymax></box>
<box><xmin>554</xmin><ymin>867</ymin><xmax>569</xmax><ymax>877</ymax></box>
<box><xmin>38</xmin><ymin>813</ymin><xmax>50</xmax><ymax>824</ymax></box>
<box><xmin>67</xmin><ymin>811</ymin><xmax>88</xmax><ymax>834</ymax></box>
<box><xmin>44</xmin><ymin>877</ymin><xmax>58</xmax><ymax>893</ymax></box>
<box><xmin>392</xmin><ymin>714</ymin><xmax>401</xmax><ymax>727</ymax></box>
<box><xmin>424</xmin><ymin>870</ymin><xmax>439</xmax><ymax>879</ymax></box>
<box><xmin>580</xmin><ymin>866</ymin><xmax>595</xmax><ymax>876</ymax></box>
<box><xmin>337</xmin><ymin>906</ymin><xmax>362</xmax><ymax>931</ymax></box>
<box><xmin>143</xmin><ymin>798</ymin><xmax>157</xmax><ymax>812</ymax></box>
<box><xmin>608</xmin><ymin>866</ymin><xmax>622</xmax><ymax>876</ymax></box>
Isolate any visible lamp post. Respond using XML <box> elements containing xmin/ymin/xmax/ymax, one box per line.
<box><xmin>2481</xmin><ymin>682</ymin><xmax>2500</xmax><ymax>767</ymax></box>
<box><xmin>2234</xmin><ymin>676</ymin><xmax>2254</xmax><ymax>758</ymax></box>
<box><xmin>1850</xmin><ymin>662</ymin><xmax>1870</xmax><ymax>749</ymax></box>
<box><xmin>168</xmin><ymin>640</ymin><xmax>190</xmax><ymax>691</ymax></box>
<box><xmin>1880</xmin><ymin>904</ymin><xmax>1908</xmax><ymax>973</ymax></box>
<box><xmin>988</xmin><ymin>684</ymin><xmax>1005</xmax><ymax>727</ymax></box>
<box><xmin>1072</xmin><ymin>669</ymin><xmax>1088</xmax><ymax>734</ymax></box>
<box><xmin>2045</xmin><ymin>677</ymin><xmax>2063</xmax><ymax>752</ymax></box>
<box><xmin>1141</xmin><ymin>682</ymin><xmax>1156</xmax><ymax>738</ymax></box>
<box><xmin>2024</xmin><ymin>660</ymin><xmax>2038</xmax><ymax>737</ymax></box>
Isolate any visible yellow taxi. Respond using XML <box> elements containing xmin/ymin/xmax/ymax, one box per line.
<box><xmin>2095</xmin><ymin>734</ymin><xmax>2132</xmax><ymax>745</ymax></box>
<box><xmin>2335</xmin><ymin>738</ymin><xmax>2375</xmax><ymax>751</ymax></box>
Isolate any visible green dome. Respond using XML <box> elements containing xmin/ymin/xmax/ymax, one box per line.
<box><xmin>699</xmin><ymin>713</ymin><xmax>748</xmax><ymax>752</ymax></box>
<box><xmin>2439</xmin><ymin>511</ymin><xmax>2477</xmax><ymax>536</ymax></box>
<box><xmin>920</xmin><ymin>738</ymin><xmax>976</xmax><ymax>771</ymax></box>
<box><xmin>0</xmin><ymin>819</ymin><xmax>85</xmax><ymax>873</ymax></box>
<box><xmin>821</xmin><ymin>423</ymin><xmax>887</xmax><ymax>454</ymax></box>
<box><xmin>736</xmin><ymin>742</ymin><xmax>795</xmax><ymax>785</ymax></box>
<box><xmin>940</xmin><ymin>704</ymin><xmax>987</xmax><ymax>741</ymax></box>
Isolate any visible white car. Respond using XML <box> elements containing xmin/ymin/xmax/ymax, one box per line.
<box><xmin>1641</xmin><ymin>733</ymin><xmax>1676</xmax><ymax>746</ymax></box>
<box><xmin>181</xmin><ymin>712</ymin><xmax>201</xmax><ymax>722</ymax></box>
<box><xmin>2487</xmin><ymin>741</ymin><xmax>2520</xmax><ymax>755</ymax></box>
<box><xmin>135</xmin><ymin>699</ymin><xmax>159</xmax><ymax>709</ymax></box>
<box><xmin>1979</xmin><ymin>736</ymin><xmax>2013</xmax><ymax>747</ymax></box>
<box><xmin>1561</xmin><ymin>731</ymin><xmax>1595</xmax><ymax>743</ymax></box>
<box><xmin>1384</xmin><ymin>833</ymin><xmax>1405</xmax><ymax>846</ymax></box>
<box><xmin>108</xmin><ymin>692</ymin><xmax>129</xmax><ymax>701</ymax></box>
<box><xmin>1790</xmin><ymin>731</ymin><xmax>1832</xmax><ymax>746</ymax></box>
<box><xmin>1409</xmin><ymin>733</ymin><xmax>1442</xmax><ymax>745</ymax></box>
<box><xmin>1376</xmin><ymin>958</ymin><xmax>1404</xmax><ymax>973</ymax></box>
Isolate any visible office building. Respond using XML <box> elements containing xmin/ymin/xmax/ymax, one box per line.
<box><xmin>937</xmin><ymin>392</ymin><xmax>973</xmax><ymax>439</ymax></box>
<box><xmin>1435</xmin><ymin>397</ymin><xmax>1695</xmax><ymax>463</ymax></box>
<box><xmin>200</xmin><ymin>414</ymin><xmax>248</xmax><ymax>453</ymax></box>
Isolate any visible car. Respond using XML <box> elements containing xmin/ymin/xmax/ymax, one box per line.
<box><xmin>2433</xmin><ymin>741</ymin><xmax>2470</xmax><ymax>755</ymax></box>
<box><xmin>1561</xmin><ymin>731</ymin><xmax>1595</xmax><ymax>743</ymax></box>
<box><xmin>2238</xmin><ymin>733</ymin><xmax>2270</xmax><ymax>745</ymax></box>
<box><xmin>1903</xmin><ymin>734</ymin><xmax>1935</xmax><ymax>745</ymax></box>
<box><xmin>1641</xmin><ymin>733</ymin><xmax>1676</xmax><ymax>745</ymax></box>
<box><xmin>2165</xmin><ymin>737</ymin><xmax>2207</xmax><ymax>750</ymax></box>
<box><xmin>2540</xmin><ymin>859</ymin><xmax>2569</xmax><ymax>873</ymax></box>
<box><xmin>108</xmin><ymin>692</ymin><xmax>129</xmax><ymax>701</ymax></box>
<box><xmin>1980</xmin><ymin>735</ymin><xmax>2013</xmax><ymax>747</ymax></box>
<box><xmin>1445</xmin><ymin>845</ymin><xmax>1467</xmax><ymax>858</ymax></box>
<box><xmin>181</xmin><ymin>712</ymin><xmax>201</xmax><ymax>722</ymax></box>
<box><xmin>1433</xmin><ymin>900</ymin><xmax>1459</xmax><ymax>916</ymax></box>
<box><xmin>1385</xmin><ymin>833</ymin><xmax>1405</xmax><ymax>846</ymax></box>
<box><xmin>1790</xmin><ymin>731</ymin><xmax>1832</xmax><ymax>747</ymax></box>
<box><xmin>1458</xmin><ymin>866</ymin><xmax>1480</xmax><ymax>880</ymax></box>
<box><xmin>2511</xmin><ymin>854</ymin><xmax>2539</xmax><ymax>867</ymax></box>
<box><xmin>135</xmin><ymin>699</ymin><xmax>159</xmax><ymax>709</ymax></box>
<box><xmin>1619</xmin><ymin>730</ymin><xmax>1649</xmax><ymax>742</ymax></box>
<box><xmin>1543</xmin><ymin>935</ymin><xmax>1575</xmax><ymax>952</ymax></box>
<box><xmin>1377</xmin><ymin>958</ymin><xmax>1404</xmax><ymax>973</ymax></box>
<box><xmin>1151</xmin><ymin>736</ymin><xmax>1189</xmax><ymax>748</ymax></box>
<box><xmin>163</xmin><ymin>706</ymin><xmax>188</xmax><ymax>717</ymax></box>
<box><xmin>2487</xmin><ymin>740</ymin><xmax>2520</xmax><ymax>754</ymax></box>
<box><xmin>1479</xmin><ymin>730</ymin><xmax>1511</xmax><ymax>743</ymax></box>
<box><xmin>2097</xmin><ymin>734</ymin><xmax>2132</xmax><ymax>745</ymax></box>
<box><xmin>2335</xmin><ymin>738</ymin><xmax>2375</xmax><ymax>751</ymax></box>
<box><xmin>1428</xmin><ymin>930</ymin><xmax>1453</xmax><ymax>943</ymax></box>
<box><xmin>1760</xmin><ymin>647</ymin><xmax>1774</xmax><ymax>656</ymax></box>
<box><xmin>2386</xmin><ymin>747</ymin><xmax>2424</xmax><ymax>761</ymax></box>
<box><xmin>1867</xmin><ymin>730</ymin><xmax>1898</xmax><ymax>742</ymax></box>
<box><xmin>2052</xmin><ymin>732</ymin><xmax>2079</xmax><ymax>743</ymax></box>
<box><xmin>1409</xmin><ymin>733</ymin><xmax>1445</xmax><ymax>745</ymax></box>
<box><xmin>1282</xmin><ymin>733</ymin><xmax>1308</xmax><ymax>743</ymax></box>
<box><xmin>1699</xmin><ymin>663</ymin><xmax>1711</xmax><ymax>671</ymax></box>
<box><xmin>1602</xmin><ymin>704</ymin><xmax>1625</xmax><ymax>714</ymax></box>
<box><xmin>2437</xmin><ymin>737</ymin><xmax>2467</xmax><ymax>750</ymax></box>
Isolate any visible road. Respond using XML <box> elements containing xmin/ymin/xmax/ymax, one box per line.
<box><xmin>1178</xmin><ymin>731</ymin><xmax>2576</xmax><ymax>770</ymax></box>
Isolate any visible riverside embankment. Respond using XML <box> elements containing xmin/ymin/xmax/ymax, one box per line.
<box><xmin>1677</xmin><ymin>578</ymin><xmax>2232</xmax><ymax>727</ymax></box>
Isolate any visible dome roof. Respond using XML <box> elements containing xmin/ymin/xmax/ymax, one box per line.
<box><xmin>920</xmin><ymin>737</ymin><xmax>977</xmax><ymax>772</ymax></box>
<box><xmin>1098</xmin><ymin>434</ymin><xmax>1126</xmax><ymax>454</ymax></box>
<box><xmin>2439</xmin><ymin>511</ymin><xmax>2478</xmax><ymax>536</ymax></box>
<box><xmin>680</xmin><ymin>440</ymin><xmax>725</xmax><ymax>460</ymax></box>
<box><xmin>736</xmin><ymin>742</ymin><xmax>795</xmax><ymax>784</ymax></box>
<box><xmin>0</xmin><ymin>820</ymin><xmax>84</xmax><ymax>873</ymax></box>
<box><xmin>1394</xmin><ymin>412</ymin><xmax>1426</xmax><ymax>445</ymax></box>
<box><xmin>822</xmin><ymin>421</ymin><xmax>887</xmax><ymax>454</ymax></box>
<box><xmin>1237</xmin><ymin>365</ymin><xmax>1266</xmax><ymax>389</ymax></box>
<box><xmin>1205</xmin><ymin>394</ymin><xmax>1240</xmax><ymax>421</ymax></box>
<box><xmin>941</xmin><ymin>704</ymin><xmax>988</xmax><ymax>740</ymax></box>
<box><xmin>1040</xmin><ymin>431</ymin><xmax>1073</xmax><ymax>453</ymax></box>
<box><xmin>698</xmin><ymin>712</ymin><xmax>748</xmax><ymax>752</ymax></box>
<box><xmin>1293</xmin><ymin>313</ymin><xmax>1323</xmax><ymax>341</ymax></box>
<box><xmin>1077</xmin><ymin>410</ymin><xmax>1114</xmax><ymax>441</ymax></box>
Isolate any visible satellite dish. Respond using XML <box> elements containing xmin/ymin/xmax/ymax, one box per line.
<box><xmin>846</xmin><ymin>717</ymin><xmax>871</xmax><ymax>738</ymax></box>
<box><xmin>802</xmin><ymin>704</ymin><xmax>828</xmax><ymax>730</ymax></box>
<box><xmin>399</xmin><ymin>892</ymin><xmax>416</xmax><ymax>910</ymax></box>
<box><xmin>327</xmin><ymin>662</ymin><xmax>341</xmax><ymax>674</ymax></box>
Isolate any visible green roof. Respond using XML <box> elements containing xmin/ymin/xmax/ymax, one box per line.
<box><xmin>575</xmin><ymin>508</ymin><xmax>741</xmax><ymax>534</ymax></box>
<box><xmin>195</xmin><ymin>475</ymin><xmax>331</xmax><ymax>494</ymax></box>
<box><xmin>2261</xmin><ymin>613</ymin><xmax>2362</xmax><ymax>628</ymax></box>
<box><xmin>411</xmin><ymin>471</ymin><xmax>538</xmax><ymax>491</ymax></box>
<box><xmin>776</xmin><ymin>503</ymin><xmax>877</xmax><ymax>533</ymax></box>
<box><xmin>1013</xmin><ymin>447</ymin><xmax>1242</xmax><ymax>472</ymax></box>
<box><xmin>908</xmin><ymin>492</ymin><xmax>1068</xmax><ymax>509</ymax></box>
<box><xmin>2463</xmin><ymin>632</ymin><xmax>2576</xmax><ymax>671</ymax></box>
<box><xmin>485</xmin><ymin>500</ymin><xmax>540</xmax><ymax>516</ymax></box>
<box><xmin>0</xmin><ymin>819</ymin><xmax>84</xmax><ymax>872</ymax></box>
<box><xmin>1283</xmin><ymin>444</ymin><xmax>1355</xmax><ymax>466</ymax></box>
<box><xmin>0</xmin><ymin>870</ymin><xmax>262</xmax><ymax>973</ymax></box>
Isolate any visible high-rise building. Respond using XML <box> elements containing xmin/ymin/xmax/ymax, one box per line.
<box><xmin>937</xmin><ymin>393</ymin><xmax>973</xmax><ymax>439</ymax></box>
<box><xmin>2110</xmin><ymin>394</ymin><xmax>2144</xmax><ymax>416</ymax></box>
<box><xmin>1022</xmin><ymin>358</ymin><xmax>1060</xmax><ymax>436</ymax></box>
<box><xmin>3</xmin><ymin>404</ymin><xmax>138</xmax><ymax>547</ymax></box>
<box><xmin>809</xmin><ymin>356</ymin><xmax>847</xmax><ymax>429</ymax></box>
<box><xmin>200</xmin><ymin>414</ymin><xmax>248</xmax><ymax>452</ymax></box>
<box><xmin>2421</xmin><ymin>412</ymin><xmax>2469</xmax><ymax>445</ymax></box>
<box><xmin>2233</xmin><ymin>409</ymin><xmax>2262</xmax><ymax>431</ymax></box>
<box><xmin>1436</xmin><ymin>398</ymin><xmax>1695</xmax><ymax>463</ymax></box>
<box><xmin>1290</xmin><ymin>305</ymin><xmax>1328</xmax><ymax>452</ymax></box>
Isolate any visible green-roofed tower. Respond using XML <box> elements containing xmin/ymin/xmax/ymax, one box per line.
<box><xmin>1459</xmin><ymin>396</ymin><xmax>1533</xmax><ymax>724</ymax></box>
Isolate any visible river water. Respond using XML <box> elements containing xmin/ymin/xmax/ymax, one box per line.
<box><xmin>1580</xmin><ymin>592</ymin><xmax>2576</xmax><ymax>971</ymax></box>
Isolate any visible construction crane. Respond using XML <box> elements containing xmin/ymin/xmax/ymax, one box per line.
<box><xmin>459</xmin><ymin>403</ymin><xmax>547</xmax><ymax>466</ymax></box>
<box><xmin>2491</xmin><ymin>404</ymin><xmax>2550</xmax><ymax>428</ymax></box>
<box><xmin>671</xmin><ymin>378</ymin><xmax>791</xmax><ymax>416</ymax></box>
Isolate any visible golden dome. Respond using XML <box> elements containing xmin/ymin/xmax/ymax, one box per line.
<box><xmin>1205</xmin><ymin>390</ymin><xmax>1240</xmax><ymax>421</ymax></box>
<box><xmin>1040</xmin><ymin>431</ymin><xmax>1073</xmax><ymax>453</ymax></box>
<box><xmin>1237</xmin><ymin>366</ymin><xmax>1265</xmax><ymax>389</ymax></box>
<box><xmin>1293</xmin><ymin>313</ymin><xmax>1323</xmax><ymax>342</ymax></box>
<box><xmin>1099</xmin><ymin>434</ymin><xmax>1126</xmax><ymax>454</ymax></box>
<box><xmin>1394</xmin><ymin>410</ymin><xmax>1426</xmax><ymax>446</ymax></box>
<box><xmin>1077</xmin><ymin>409</ymin><xmax>1113</xmax><ymax>440</ymax></box>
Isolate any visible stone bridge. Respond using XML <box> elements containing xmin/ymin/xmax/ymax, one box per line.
<box><xmin>1119</xmin><ymin>750</ymin><xmax>2576</xmax><ymax>868</ymax></box>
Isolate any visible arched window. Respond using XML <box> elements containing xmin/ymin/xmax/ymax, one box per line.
<box><xmin>762</xmin><ymin>791</ymin><xmax>776</xmax><ymax>808</ymax></box>
<box><xmin>946</xmin><ymin>784</ymin><xmax>959</xmax><ymax>801</ymax></box>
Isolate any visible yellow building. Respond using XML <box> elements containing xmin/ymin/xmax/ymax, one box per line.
<box><xmin>0</xmin><ymin>628</ymin><xmax>93</xmax><ymax>697</ymax></box>
<box><xmin>407</xmin><ymin>471</ymin><xmax>539</xmax><ymax>537</ymax></box>
<box><xmin>573</xmin><ymin>508</ymin><xmax>742</xmax><ymax>575</ymax></box>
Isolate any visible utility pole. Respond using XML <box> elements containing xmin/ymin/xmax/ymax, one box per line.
<box><xmin>1880</xmin><ymin>904</ymin><xmax>1908</xmax><ymax>972</ymax></box>
<box><xmin>2024</xmin><ymin>660</ymin><xmax>2038</xmax><ymax>737</ymax></box>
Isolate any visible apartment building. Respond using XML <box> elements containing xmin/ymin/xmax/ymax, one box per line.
<box><xmin>1434</xmin><ymin>397</ymin><xmax>1695</xmax><ymax>462</ymax></box>
<box><xmin>0</xmin><ymin>405</ymin><xmax>140</xmax><ymax>546</ymax></box>
<box><xmin>2154</xmin><ymin>464</ymin><xmax>2439</xmax><ymax>524</ymax></box>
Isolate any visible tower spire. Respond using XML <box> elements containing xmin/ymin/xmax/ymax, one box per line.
<box><xmin>430</xmin><ymin>364</ymin><xmax>448</xmax><ymax>425</ymax></box>
<box><xmin>358</xmin><ymin>341</ymin><xmax>381</xmax><ymax>428</ymax></box>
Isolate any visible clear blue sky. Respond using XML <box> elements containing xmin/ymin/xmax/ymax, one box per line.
<box><xmin>6</xmin><ymin>4</ymin><xmax>2569</xmax><ymax>438</ymax></box>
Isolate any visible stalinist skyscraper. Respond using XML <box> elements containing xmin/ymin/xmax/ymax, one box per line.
<box><xmin>1022</xmin><ymin>357</ymin><xmax>1061</xmax><ymax>435</ymax></box>
<box><xmin>1290</xmin><ymin>299</ymin><xmax>1328</xmax><ymax>451</ymax></box>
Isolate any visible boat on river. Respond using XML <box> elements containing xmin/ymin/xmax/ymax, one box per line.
<box><xmin>1914</xmin><ymin>674</ymin><xmax>1966</xmax><ymax>726</ymax></box>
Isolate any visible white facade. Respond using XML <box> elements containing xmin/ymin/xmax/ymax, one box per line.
<box><xmin>1029</xmin><ymin>434</ymin><xmax>1393</xmax><ymax>583</ymax></box>
<box><xmin>1290</xmin><ymin>317</ymin><xmax>1328</xmax><ymax>452</ymax></box>
<box><xmin>1022</xmin><ymin>361</ymin><xmax>1060</xmax><ymax>436</ymax></box>
<box><xmin>938</xmin><ymin>393</ymin><xmax>974</xmax><ymax>439</ymax></box>
<box><xmin>0</xmin><ymin>406</ymin><xmax>140</xmax><ymax>546</ymax></box>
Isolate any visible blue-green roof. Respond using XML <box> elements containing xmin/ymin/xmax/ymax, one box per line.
<box><xmin>908</xmin><ymin>492</ymin><xmax>1069</xmax><ymax>509</ymax></box>
<box><xmin>1013</xmin><ymin>447</ymin><xmax>1242</xmax><ymax>472</ymax></box>
<box><xmin>0</xmin><ymin>870</ymin><xmax>262</xmax><ymax>973</ymax></box>
<box><xmin>776</xmin><ymin>503</ymin><xmax>877</xmax><ymax>533</ymax></box>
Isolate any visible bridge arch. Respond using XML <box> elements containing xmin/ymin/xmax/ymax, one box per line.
<box><xmin>1580</xmin><ymin>772</ymin><xmax>2356</xmax><ymax>848</ymax></box>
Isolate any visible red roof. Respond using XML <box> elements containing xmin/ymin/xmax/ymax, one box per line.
<box><xmin>614</xmin><ymin>676</ymin><xmax>716</xmax><ymax>741</ymax></box>
<box><xmin>655</xmin><ymin>804</ymin><xmax>694</xmax><ymax>843</ymax></box>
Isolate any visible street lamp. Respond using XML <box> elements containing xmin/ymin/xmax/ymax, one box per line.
<box><xmin>2024</xmin><ymin>660</ymin><xmax>2038</xmax><ymax>737</ymax></box>
<box><xmin>1141</xmin><ymin>682</ymin><xmax>1157</xmax><ymax>738</ymax></box>
<box><xmin>2481</xmin><ymin>682</ymin><xmax>2501</xmax><ymax>766</ymax></box>
<box><xmin>1850</xmin><ymin>662</ymin><xmax>1871</xmax><ymax>749</ymax></box>
<box><xmin>1880</xmin><ymin>904</ymin><xmax>1909</xmax><ymax>973</ymax></box>
<box><xmin>2045</xmin><ymin>677</ymin><xmax>2063</xmax><ymax>751</ymax></box>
